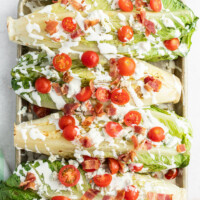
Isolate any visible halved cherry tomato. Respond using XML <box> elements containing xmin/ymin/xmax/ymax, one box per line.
<box><xmin>117</xmin><ymin>57</ymin><xmax>136</xmax><ymax>76</ymax></box>
<box><xmin>124</xmin><ymin>111</ymin><xmax>142</xmax><ymax>126</ymax></box>
<box><xmin>93</xmin><ymin>174</ymin><xmax>112</xmax><ymax>187</ymax></box>
<box><xmin>147</xmin><ymin>127</ymin><xmax>165</xmax><ymax>142</ymax></box>
<box><xmin>81</xmin><ymin>51</ymin><xmax>99</xmax><ymax>68</ymax></box>
<box><xmin>35</xmin><ymin>77</ymin><xmax>51</xmax><ymax>94</ymax></box>
<box><xmin>108</xmin><ymin>158</ymin><xmax>120</xmax><ymax>174</ymax></box>
<box><xmin>62</xmin><ymin>17</ymin><xmax>77</xmax><ymax>33</ymax></box>
<box><xmin>59</xmin><ymin>115</ymin><xmax>75</xmax><ymax>130</ymax></box>
<box><xmin>111</xmin><ymin>89</ymin><xmax>130</xmax><ymax>105</ymax></box>
<box><xmin>105</xmin><ymin>122</ymin><xmax>123</xmax><ymax>137</ymax></box>
<box><xmin>125</xmin><ymin>185</ymin><xmax>139</xmax><ymax>200</ymax></box>
<box><xmin>118</xmin><ymin>26</ymin><xmax>134</xmax><ymax>43</ymax></box>
<box><xmin>82</xmin><ymin>156</ymin><xmax>101</xmax><ymax>172</ymax></box>
<box><xmin>96</xmin><ymin>88</ymin><xmax>111</xmax><ymax>102</ymax></box>
<box><xmin>118</xmin><ymin>0</ymin><xmax>133</xmax><ymax>12</ymax></box>
<box><xmin>129</xmin><ymin>163</ymin><xmax>143</xmax><ymax>172</ymax></box>
<box><xmin>164</xmin><ymin>38</ymin><xmax>180</xmax><ymax>51</ymax></box>
<box><xmin>58</xmin><ymin>165</ymin><xmax>80</xmax><ymax>187</ymax></box>
<box><xmin>165</xmin><ymin>169</ymin><xmax>179</xmax><ymax>180</ymax></box>
<box><xmin>150</xmin><ymin>0</ymin><xmax>162</xmax><ymax>12</ymax></box>
<box><xmin>63</xmin><ymin>125</ymin><xmax>78</xmax><ymax>141</ymax></box>
<box><xmin>33</xmin><ymin>105</ymin><xmax>50</xmax><ymax>118</ymax></box>
<box><xmin>53</xmin><ymin>53</ymin><xmax>72</xmax><ymax>72</ymax></box>
<box><xmin>76</xmin><ymin>86</ymin><xmax>92</xmax><ymax>102</ymax></box>
<box><xmin>51</xmin><ymin>196</ymin><xmax>71</xmax><ymax>200</ymax></box>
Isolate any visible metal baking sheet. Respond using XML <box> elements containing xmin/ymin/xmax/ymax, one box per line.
<box><xmin>15</xmin><ymin>0</ymin><xmax>188</xmax><ymax>193</ymax></box>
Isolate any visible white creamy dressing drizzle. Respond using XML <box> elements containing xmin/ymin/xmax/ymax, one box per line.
<box><xmin>25</xmin><ymin>16</ymin><xmax>44</xmax><ymax>40</ymax></box>
<box><xmin>32</xmin><ymin>91</ymin><xmax>42</xmax><ymax>106</ymax></box>
<box><xmin>29</xmin><ymin>128</ymin><xmax>46</xmax><ymax>141</ymax></box>
<box><xmin>67</xmin><ymin>69</ymin><xmax>82</xmax><ymax>98</ymax></box>
<box><xmin>49</xmin><ymin>89</ymin><xmax>66</xmax><ymax>109</ymax></box>
<box><xmin>15</xmin><ymin>81</ymin><xmax>35</xmax><ymax>95</ymax></box>
<box><xmin>162</xmin><ymin>16</ymin><xmax>176</xmax><ymax>28</ymax></box>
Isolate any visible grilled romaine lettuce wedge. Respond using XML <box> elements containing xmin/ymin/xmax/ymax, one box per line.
<box><xmin>11</xmin><ymin>52</ymin><xmax>181</xmax><ymax>109</ymax></box>
<box><xmin>14</xmin><ymin>106</ymin><xmax>192</xmax><ymax>172</ymax></box>
<box><xmin>7</xmin><ymin>0</ymin><xmax>198</xmax><ymax>61</ymax></box>
<box><xmin>0</xmin><ymin>159</ymin><xmax>186</xmax><ymax>200</ymax></box>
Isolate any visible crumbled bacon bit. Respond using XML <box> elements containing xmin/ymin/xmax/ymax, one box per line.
<box><xmin>82</xmin><ymin>116</ymin><xmax>95</xmax><ymax>126</ymax></box>
<box><xmin>61</xmin><ymin>84</ymin><xmax>69</xmax><ymax>95</ymax></box>
<box><xmin>52</xmin><ymin>37</ymin><xmax>60</xmax><ymax>42</ymax></box>
<box><xmin>45</xmin><ymin>20</ymin><xmax>59</xmax><ymax>36</ymax></box>
<box><xmin>79</xmin><ymin>136</ymin><xmax>93</xmax><ymax>148</ymax></box>
<box><xmin>61</xmin><ymin>0</ymin><xmax>69</xmax><ymax>4</ymax></box>
<box><xmin>147</xmin><ymin>192</ymin><xmax>173</xmax><ymax>200</ymax></box>
<box><xmin>109</xmin><ymin>58</ymin><xmax>119</xmax><ymax>78</ymax></box>
<box><xmin>144</xmin><ymin>76</ymin><xmax>162</xmax><ymax>92</ymax></box>
<box><xmin>20</xmin><ymin>172</ymin><xmax>36</xmax><ymax>190</ymax></box>
<box><xmin>89</xmin><ymin>80</ymin><xmax>95</xmax><ymax>94</ymax></box>
<box><xmin>176</xmin><ymin>144</ymin><xmax>186</xmax><ymax>153</ymax></box>
<box><xmin>52</xmin><ymin>83</ymin><xmax>69</xmax><ymax>96</ymax></box>
<box><xmin>94</xmin><ymin>102</ymin><xmax>105</xmax><ymax>116</ymax></box>
<box><xmin>118</xmin><ymin>151</ymin><xmax>135</xmax><ymax>163</ymax></box>
<box><xmin>132</xmin><ymin>135</ymin><xmax>139</xmax><ymax>149</ymax></box>
<box><xmin>135</xmin><ymin>9</ymin><xmax>156</xmax><ymax>36</ymax></box>
<box><xmin>63</xmin><ymin>103</ymin><xmax>80</xmax><ymax>115</ymax></box>
<box><xmin>134</xmin><ymin>125</ymin><xmax>146</xmax><ymax>135</ymax></box>
<box><xmin>118</xmin><ymin>161</ymin><xmax>125</xmax><ymax>173</ymax></box>
<box><xmin>68</xmin><ymin>0</ymin><xmax>86</xmax><ymax>11</ymax></box>
<box><xmin>85</xmin><ymin>100</ymin><xmax>95</xmax><ymax>113</ymax></box>
<box><xmin>105</xmin><ymin>104</ymin><xmax>116</xmax><ymax>116</ymax></box>
<box><xmin>52</xmin><ymin>83</ymin><xmax>62</xmax><ymax>96</ymax></box>
<box><xmin>84</xmin><ymin>19</ymin><xmax>100</xmax><ymax>30</ymax></box>
<box><xmin>135</xmin><ymin>86</ymin><xmax>143</xmax><ymax>98</ymax></box>
<box><xmin>82</xmin><ymin>159</ymin><xmax>100</xmax><ymax>170</ymax></box>
<box><xmin>138</xmin><ymin>140</ymin><xmax>152</xmax><ymax>150</ymax></box>
<box><xmin>63</xmin><ymin>71</ymin><xmax>73</xmax><ymax>83</ymax></box>
<box><xmin>71</xmin><ymin>29</ymin><xmax>85</xmax><ymax>39</ymax></box>
<box><xmin>135</xmin><ymin>0</ymin><xmax>148</xmax><ymax>9</ymax></box>
<box><xmin>102</xmin><ymin>196</ymin><xmax>114</xmax><ymax>200</ymax></box>
<box><xmin>80</xmin><ymin>189</ymin><xmax>100</xmax><ymax>200</ymax></box>
<box><xmin>115</xmin><ymin>190</ymin><xmax>125</xmax><ymax>200</ymax></box>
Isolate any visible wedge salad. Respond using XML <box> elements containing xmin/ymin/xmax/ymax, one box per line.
<box><xmin>3</xmin><ymin>0</ymin><xmax>198</xmax><ymax>199</ymax></box>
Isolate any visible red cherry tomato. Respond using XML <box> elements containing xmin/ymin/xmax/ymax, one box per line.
<box><xmin>51</xmin><ymin>197</ymin><xmax>71</xmax><ymax>200</ymax></box>
<box><xmin>76</xmin><ymin>86</ymin><xmax>92</xmax><ymax>102</ymax></box>
<box><xmin>125</xmin><ymin>185</ymin><xmax>139</xmax><ymax>200</ymax></box>
<box><xmin>59</xmin><ymin>115</ymin><xmax>75</xmax><ymax>130</ymax></box>
<box><xmin>35</xmin><ymin>77</ymin><xmax>51</xmax><ymax>94</ymax></box>
<box><xmin>53</xmin><ymin>53</ymin><xmax>72</xmax><ymax>72</ymax></box>
<box><xmin>82</xmin><ymin>156</ymin><xmax>101</xmax><ymax>172</ymax></box>
<box><xmin>150</xmin><ymin>0</ymin><xmax>162</xmax><ymax>12</ymax></box>
<box><xmin>63</xmin><ymin>125</ymin><xmax>78</xmax><ymax>141</ymax></box>
<box><xmin>118</xmin><ymin>0</ymin><xmax>133</xmax><ymax>12</ymax></box>
<box><xmin>108</xmin><ymin>158</ymin><xmax>120</xmax><ymax>174</ymax></box>
<box><xmin>148</xmin><ymin>127</ymin><xmax>165</xmax><ymax>142</ymax></box>
<box><xmin>111</xmin><ymin>89</ymin><xmax>130</xmax><ymax>105</ymax></box>
<box><xmin>58</xmin><ymin>165</ymin><xmax>80</xmax><ymax>187</ymax></box>
<box><xmin>165</xmin><ymin>169</ymin><xmax>179</xmax><ymax>180</ymax></box>
<box><xmin>117</xmin><ymin>57</ymin><xmax>136</xmax><ymax>76</ymax></box>
<box><xmin>95</xmin><ymin>88</ymin><xmax>111</xmax><ymax>102</ymax></box>
<box><xmin>105</xmin><ymin>122</ymin><xmax>123</xmax><ymax>137</ymax></box>
<box><xmin>81</xmin><ymin>51</ymin><xmax>99</xmax><ymax>68</ymax></box>
<box><xmin>62</xmin><ymin>17</ymin><xmax>77</xmax><ymax>33</ymax></box>
<box><xmin>164</xmin><ymin>38</ymin><xmax>180</xmax><ymax>51</ymax></box>
<box><xmin>129</xmin><ymin>163</ymin><xmax>143</xmax><ymax>172</ymax></box>
<box><xmin>93</xmin><ymin>174</ymin><xmax>112</xmax><ymax>187</ymax></box>
<box><xmin>33</xmin><ymin>105</ymin><xmax>50</xmax><ymax>118</ymax></box>
<box><xmin>118</xmin><ymin>26</ymin><xmax>134</xmax><ymax>43</ymax></box>
<box><xmin>124</xmin><ymin>111</ymin><xmax>142</xmax><ymax>126</ymax></box>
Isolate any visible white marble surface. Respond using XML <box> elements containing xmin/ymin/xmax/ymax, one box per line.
<box><xmin>0</xmin><ymin>0</ymin><xmax>199</xmax><ymax>199</ymax></box>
